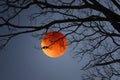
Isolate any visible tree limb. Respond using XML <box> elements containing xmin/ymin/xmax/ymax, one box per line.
<box><xmin>95</xmin><ymin>59</ymin><xmax>120</xmax><ymax>66</ymax></box>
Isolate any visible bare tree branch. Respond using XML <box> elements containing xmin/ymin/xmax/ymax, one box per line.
<box><xmin>95</xmin><ymin>59</ymin><xmax>120</xmax><ymax>66</ymax></box>
<box><xmin>1</xmin><ymin>0</ymin><xmax>120</xmax><ymax>79</ymax></box>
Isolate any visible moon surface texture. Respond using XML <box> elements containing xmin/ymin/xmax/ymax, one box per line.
<box><xmin>41</xmin><ymin>31</ymin><xmax>68</xmax><ymax>58</ymax></box>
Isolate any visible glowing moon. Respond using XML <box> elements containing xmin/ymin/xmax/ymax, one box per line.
<box><xmin>41</xmin><ymin>31</ymin><xmax>68</xmax><ymax>58</ymax></box>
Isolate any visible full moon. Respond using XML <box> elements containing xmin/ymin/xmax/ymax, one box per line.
<box><xmin>41</xmin><ymin>31</ymin><xmax>68</xmax><ymax>58</ymax></box>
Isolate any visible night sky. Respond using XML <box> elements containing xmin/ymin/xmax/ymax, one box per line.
<box><xmin>0</xmin><ymin>3</ymin><xmax>84</xmax><ymax>79</ymax></box>
<box><xmin>0</xmin><ymin>33</ymin><xmax>83</xmax><ymax>80</ymax></box>
<box><xmin>1</xmin><ymin>0</ymin><xmax>120</xmax><ymax>80</ymax></box>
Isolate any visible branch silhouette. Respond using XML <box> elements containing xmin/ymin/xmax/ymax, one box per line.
<box><xmin>0</xmin><ymin>0</ymin><xmax>120</xmax><ymax>79</ymax></box>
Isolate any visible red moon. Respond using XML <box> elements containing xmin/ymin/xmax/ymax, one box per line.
<box><xmin>41</xmin><ymin>31</ymin><xmax>68</xmax><ymax>58</ymax></box>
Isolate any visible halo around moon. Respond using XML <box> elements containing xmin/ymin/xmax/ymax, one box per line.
<box><xmin>41</xmin><ymin>31</ymin><xmax>68</xmax><ymax>58</ymax></box>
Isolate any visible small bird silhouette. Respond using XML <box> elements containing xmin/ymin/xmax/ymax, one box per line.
<box><xmin>42</xmin><ymin>46</ymin><xmax>49</xmax><ymax>49</ymax></box>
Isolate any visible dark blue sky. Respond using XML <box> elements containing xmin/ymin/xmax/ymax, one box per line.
<box><xmin>0</xmin><ymin>1</ymin><xmax>91</xmax><ymax>80</ymax></box>
<box><xmin>0</xmin><ymin>33</ymin><xmax>83</xmax><ymax>80</ymax></box>
<box><xmin>1</xmin><ymin>0</ymin><xmax>120</xmax><ymax>80</ymax></box>
<box><xmin>0</xmin><ymin>1</ymin><xmax>86</xmax><ymax>79</ymax></box>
